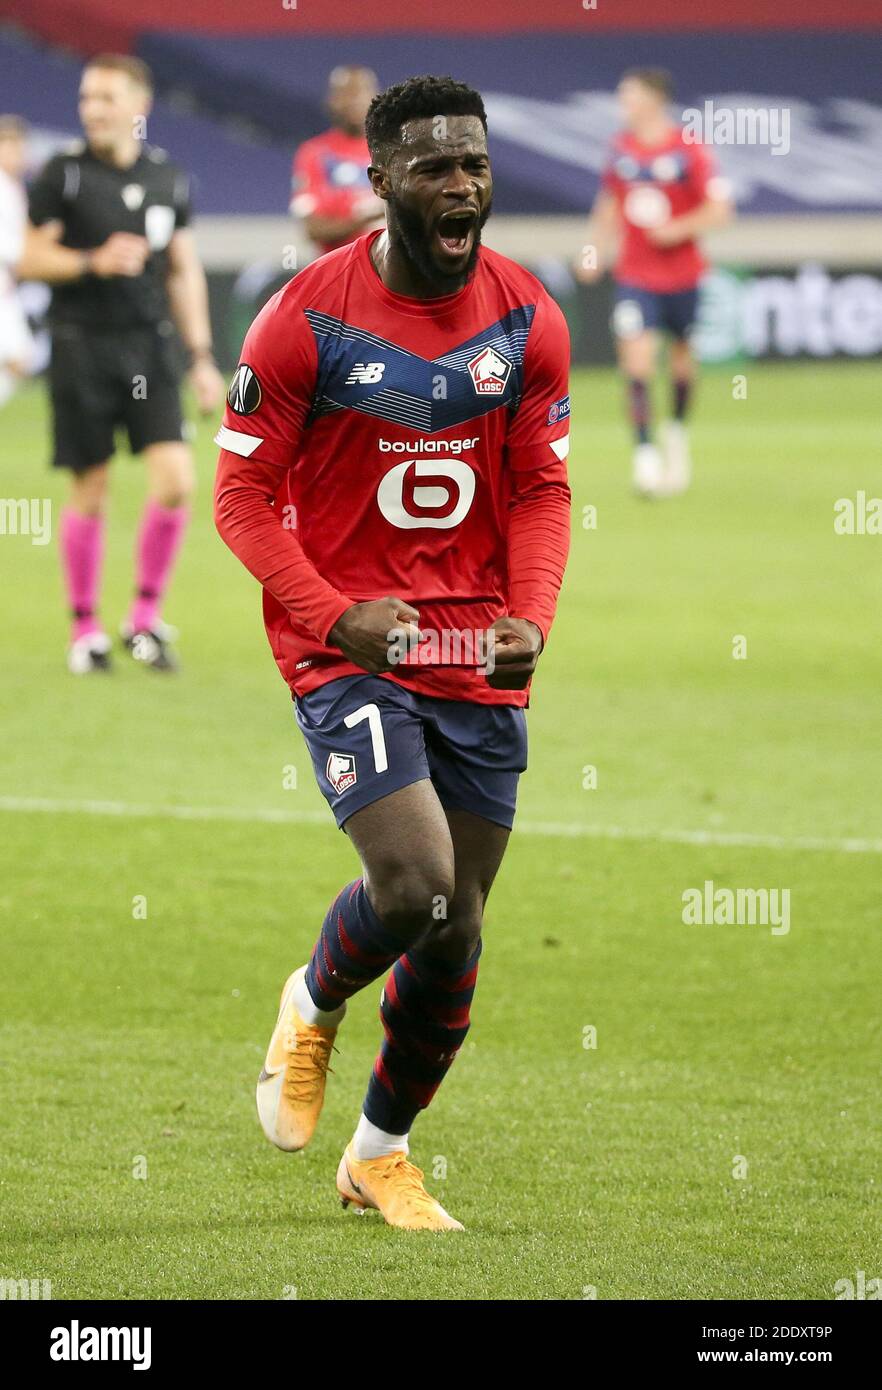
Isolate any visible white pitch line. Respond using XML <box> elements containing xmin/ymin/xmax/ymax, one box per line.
<box><xmin>0</xmin><ymin>794</ymin><xmax>327</xmax><ymax>828</ymax></box>
<box><xmin>518</xmin><ymin>819</ymin><xmax>882</xmax><ymax>854</ymax></box>
<box><xmin>0</xmin><ymin>794</ymin><xmax>879</xmax><ymax>855</ymax></box>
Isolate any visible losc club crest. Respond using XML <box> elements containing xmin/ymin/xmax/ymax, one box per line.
<box><xmin>466</xmin><ymin>346</ymin><xmax>512</xmax><ymax>396</ymax></box>
<box><xmin>326</xmin><ymin>752</ymin><xmax>357</xmax><ymax>794</ymax></box>
<box><xmin>226</xmin><ymin>363</ymin><xmax>262</xmax><ymax>415</ymax></box>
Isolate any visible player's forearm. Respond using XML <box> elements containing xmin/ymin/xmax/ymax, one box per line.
<box><xmin>583</xmin><ymin>194</ymin><xmax>620</xmax><ymax>271</ymax></box>
<box><xmin>166</xmin><ymin>263</ymin><xmax>214</xmax><ymax>358</ymax></box>
<box><xmin>506</xmin><ymin>471</ymin><xmax>572</xmax><ymax>645</ymax></box>
<box><xmin>672</xmin><ymin>198</ymin><xmax>733</xmax><ymax>239</ymax></box>
<box><xmin>303</xmin><ymin>212</ymin><xmax>372</xmax><ymax>245</ymax></box>
<box><xmin>584</xmin><ymin>226</ymin><xmax>616</xmax><ymax>273</ymax></box>
<box><xmin>214</xmin><ymin>450</ymin><xmax>352</xmax><ymax>643</ymax></box>
<box><xmin>16</xmin><ymin>227</ymin><xmax>90</xmax><ymax>283</ymax></box>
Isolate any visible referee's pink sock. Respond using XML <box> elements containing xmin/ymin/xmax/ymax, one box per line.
<box><xmin>60</xmin><ymin>506</ymin><xmax>105</xmax><ymax>642</ymax></box>
<box><xmin>129</xmin><ymin>499</ymin><xmax>190</xmax><ymax>633</ymax></box>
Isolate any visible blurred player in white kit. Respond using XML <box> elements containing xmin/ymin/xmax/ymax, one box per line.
<box><xmin>0</xmin><ymin>116</ymin><xmax>36</xmax><ymax>406</ymax></box>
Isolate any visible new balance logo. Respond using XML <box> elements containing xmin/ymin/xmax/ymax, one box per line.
<box><xmin>345</xmin><ymin>362</ymin><xmax>385</xmax><ymax>384</ymax></box>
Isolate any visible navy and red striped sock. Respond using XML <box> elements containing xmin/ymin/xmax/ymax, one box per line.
<box><xmin>362</xmin><ymin>940</ymin><xmax>482</xmax><ymax>1135</ymax></box>
<box><xmin>304</xmin><ymin>879</ymin><xmax>407</xmax><ymax>1012</ymax></box>
<box><xmin>628</xmin><ymin>378</ymin><xmax>651</xmax><ymax>444</ymax></box>
<box><xmin>673</xmin><ymin>378</ymin><xmax>692</xmax><ymax>422</ymax></box>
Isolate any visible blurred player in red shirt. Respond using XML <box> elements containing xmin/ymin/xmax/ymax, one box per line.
<box><xmin>579</xmin><ymin>68</ymin><xmax>733</xmax><ymax>496</ymax></box>
<box><xmin>217</xmin><ymin>75</ymin><xmax>571</xmax><ymax>1231</ymax></box>
<box><xmin>290</xmin><ymin>66</ymin><xmax>386</xmax><ymax>258</ymax></box>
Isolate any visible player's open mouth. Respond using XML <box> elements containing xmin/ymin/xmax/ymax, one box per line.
<box><xmin>434</xmin><ymin>211</ymin><xmax>476</xmax><ymax>261</ymax></box>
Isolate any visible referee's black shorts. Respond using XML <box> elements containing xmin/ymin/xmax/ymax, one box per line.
<box><xmin>49</xmin><ymin>322</ymin><xmax>185</xmax><ymax>473</ymax></box>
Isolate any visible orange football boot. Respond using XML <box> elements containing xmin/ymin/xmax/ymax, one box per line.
<box><xmin>256</xmin><ymin>966</ymin><xmax>337</xmax><ymax>1151</ymax></box>
<box><xmin>336</xmin><ymin>1143</ymin><xmax>464</xmax><ymax>1231</ymax></box>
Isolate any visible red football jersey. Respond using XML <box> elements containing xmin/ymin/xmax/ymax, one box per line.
<box><xmin>601</xmin><ymin>128</ymin><xmax>719</xmax><ymax>292</ymax></box>
<box><xmin>215</xmin><ymin>230</ymin><xmax>572</xmax><ymax>708</ymax></box>
<box><xmin>290</xmin><ymin>128</ymin><xmax>381</xmax><ymax>254</ymax></box>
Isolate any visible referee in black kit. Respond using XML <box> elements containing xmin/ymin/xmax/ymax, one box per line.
<box><xmin>18</xmin><ymin>54</ymin><xmax>224</xmax><ymax>673</ymax></box>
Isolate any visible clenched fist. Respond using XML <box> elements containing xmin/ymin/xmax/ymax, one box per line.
<box><xmin>328</xmin><ymin>597</ymin><xmax>421</xmax><ymax>674</ymax></box>
<box><xmin>484</xmin><ymin>616</ymin><xmax>544</xmax><ymax>690</ymax></box>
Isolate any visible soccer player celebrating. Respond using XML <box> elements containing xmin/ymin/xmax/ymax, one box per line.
<box><xmin>290</xmin><ymin>66</ymin><xmax>386</xmax><ymax>258</ymax></box>
<box><xmin>578</xmin><ymin>68</ymin><xmax>733</xmax><ymax>497</ymax></box>
<box><xmin>0</xmin><ymin>116</ymin><xmax>36</xmax><ymax>407</ymax></box>
<box><xmin>19</xmin><ymin>54</ymin><xmax>224</xmax><ymax>673</ymax></box>
<box><xmin>216</xmin><ymin>76</ymin><xmax>571</xmax><ymax>1231</ymax></box>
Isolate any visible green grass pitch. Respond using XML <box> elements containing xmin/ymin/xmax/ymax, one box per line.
<box><xmin>0</xmin><ymin>362</ymin><xmax>879</xmax><ymax>1300</ymax></box>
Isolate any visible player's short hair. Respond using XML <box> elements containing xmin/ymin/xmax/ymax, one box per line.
<box><xmin>0</xmin><ymin>114</ymin><xmax>28</xmax><ymax>139</ymax></box>
<box><xmin>365</xmin><ymin>75</ymin><xmax>487</xmax><ymax>164</ymax></box>
<box><xmin>84</xmin><ymin>53</ymin><xmax>154</xmax><ymax>94</ymax></box>
<box><xmin>620</xmin><ymin>67</ymin><xmax>674</xmax><ymax>102</ymax></box>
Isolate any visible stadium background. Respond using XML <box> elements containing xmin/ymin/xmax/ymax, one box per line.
<box><xmin>2</xmin><ymin>0</ymin><xmax>881</xmax><ymax>368</ymax></box>
<box><xmin>1</xmin><ymin>0</ymin><xmax>880</xmax><ymax>1303</ymax></box>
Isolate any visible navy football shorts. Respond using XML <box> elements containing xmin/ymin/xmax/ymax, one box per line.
<box><xmin>611</xmin><ymin>281</ymin><xmax>700</xmax><ymax>341</ymax></box>
<box><xmin>295</xmin><ymin>674</ymin><xmax>528</xmax><ymax>831</ymax></box>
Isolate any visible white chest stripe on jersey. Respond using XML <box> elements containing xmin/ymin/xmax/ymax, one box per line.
<box><xmin>214</xmin><ymin>425</ymin><xmax>264</xmax><ymax>458</ymax></box>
